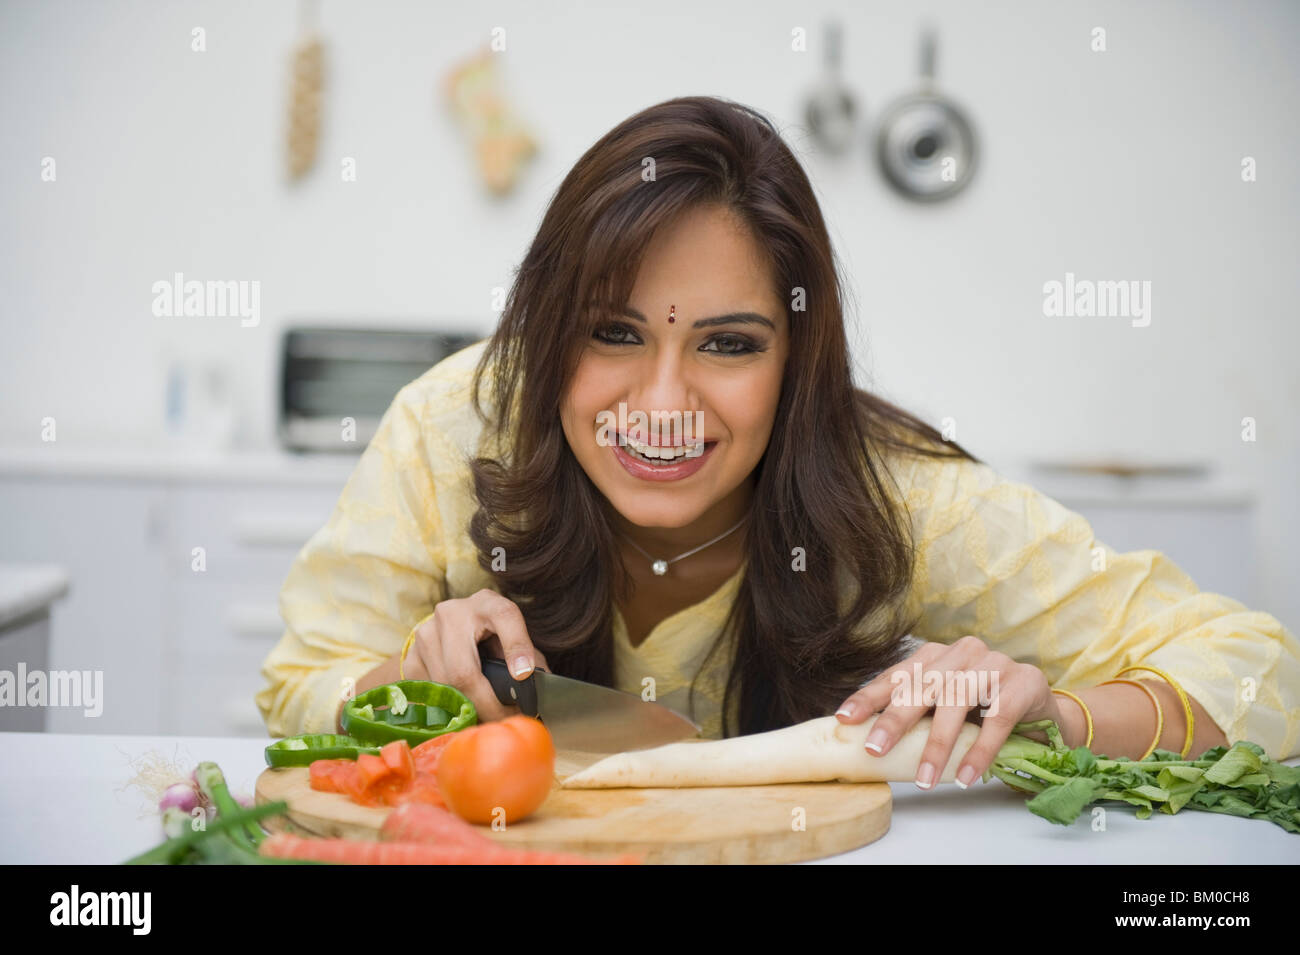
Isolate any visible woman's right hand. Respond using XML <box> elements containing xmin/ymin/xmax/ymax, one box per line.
<box><xmin>405</xmin><ymin>589</ymin><xmax>550</xmax><ymax>723</ymax></box>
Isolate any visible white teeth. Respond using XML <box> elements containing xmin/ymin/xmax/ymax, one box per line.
<box><xmin>623</xmin><ymin>435</ymin><xmax>704</xmax><ymax>460</ymax></box>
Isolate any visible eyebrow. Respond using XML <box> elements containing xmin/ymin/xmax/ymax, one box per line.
<box><xmin>617</xmin><ymin>305</ymin><xmax>776</xmax><ymax>332</ymax></box>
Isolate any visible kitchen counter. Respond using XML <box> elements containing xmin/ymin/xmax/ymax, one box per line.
<box><xmin>0</xmin><ymin>564</ymin><xmax>70</xmax><ymax>732</ymax></box>
<box><xmin>0</xmin><ymin>563</ymin><xmax>69</xmax><ymax>629</ymax></box>
<box><xmin>999</xmin><ymin>463</ymin><xmax>1255</xmax><ymax>507</ymax></box>
<box><xmin>2</xmin><ymin>731</ymin><xmax>1296</xmax><ymax>864</ymax></box>
<box><xmin>0</xmin><ymin>444</ymin><xmax>359</xmax><ymax>486</ymax></box>
<box><xmin>0</xmin><ymin>443</ymin><xmax>1256</xmax><ymax>502</ymax></box>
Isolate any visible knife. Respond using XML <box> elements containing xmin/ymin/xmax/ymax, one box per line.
<box><xmin>478</xmin><ymin>653</ymin><xmax>701</xmax><ymax>753</ymax></box>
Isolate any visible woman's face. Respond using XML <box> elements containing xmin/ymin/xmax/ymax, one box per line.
<box><xmin>560</xmin><ymin>203</ymin><xmax>789</xmax><ymax>533</ymax></box>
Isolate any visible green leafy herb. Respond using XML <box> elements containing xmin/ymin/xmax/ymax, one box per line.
<box><xmin>987</xmin><ymin>720</ymin><xmax>1300</xmax><ymax>833</ymax></box>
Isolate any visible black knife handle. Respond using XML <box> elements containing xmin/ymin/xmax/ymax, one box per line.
<box><xmin>479</xmin><ymin>654</ymin><xmax>540</xmax><ymax>719</ymax></box>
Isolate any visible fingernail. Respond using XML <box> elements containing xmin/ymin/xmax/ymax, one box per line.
<box><xmin>836</xmin><ymin>703</ymin><xmax>855</xmax><ymax>719</ymax></box>
<box><xmin>864</xmin><ymin>728</ymin><xmax>887</xmax><ymax>753</ymax></box>
<box><xmin>915</xmin><ymin>762</ymin><xmax>935</xmax><ymax>790</ymax></box>
<box><xmin>956</xmin><ymin>765</ymin><xmax>976</xmax><ymax>789</ymax></box>
<box><xmin>512</xmin><ymin>655</ymin><xmax>534</xmax><ymax>677</ymax></box>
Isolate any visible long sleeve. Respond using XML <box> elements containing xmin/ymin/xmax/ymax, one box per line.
<box><xmin>889</xmin><ymin>450</ymin><xmax>1300</xmax><ymax>761</ymax></box>
<box><xmin>255</xmin><ymin>382</ymin><xmax>449</xmax><ymax>738</ymax></box>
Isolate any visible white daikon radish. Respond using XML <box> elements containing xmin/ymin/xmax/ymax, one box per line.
<box><xmin>560</xmin><ymin>714</ymin><xmax>982</xmax><ymax>788</ymax></box>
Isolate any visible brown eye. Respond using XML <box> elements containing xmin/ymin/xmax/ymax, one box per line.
<box><xmin>593</xmin><ymin>322</ymin><xmax>639</xmax><ymax>345</ymax></box>
<box><xmin>702</xmin><ymin>334</ymin><xmax>761</xmax><ymax>355</ymax></box>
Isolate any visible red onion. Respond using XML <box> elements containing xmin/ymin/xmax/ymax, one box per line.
<box><xmin>159</xmin><ymin>781</ymin><xmax>200</xmax><ymax>814</ymax></box>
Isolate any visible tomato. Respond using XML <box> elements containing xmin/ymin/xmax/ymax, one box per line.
<box><xmin>335</xmin><ymin>763</ymin><xmax>370</xmax><ymax>804</ymax></box>
<box><xmin>380</xmin><ymin>740</ymin><xmax>415</xmax><ymax>782</ymax></box>
<box><xmin>310</xmin><ymin>734</ymin><xmax>478</xmax><ymax>811</ymax></box>
<box><xmin>412</xmin><ymin>733</ymin><xmax>458</xmax><ymax>774</ymax></box>
<box><xmin>435</xmin><ymin>715</ymin><xmax>556</xmax><ymax>825</ymax></box>
<box><xmin>390</xmin><ymin>775</ymin><xmax>447</xmax><ymax>809</ymax></box>
<box><xmin>370</xmin><ymin>776</ymin><xmax>410</xmax><ymax>807</ymax></box>
<box><xmin>355</xmin><ymin>752</ymin><xmax>393</xmax><ymax>789</ymax></box>
<box><xmin>309</xmin><ymin>758</ymin><xmax>353</xmax><ymax>793</ymax></box>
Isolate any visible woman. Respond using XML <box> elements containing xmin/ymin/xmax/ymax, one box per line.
<box><xmin>258</xmin><ymin>96</ymin><xmax>1300</xmax><ymax>790</ymax></box>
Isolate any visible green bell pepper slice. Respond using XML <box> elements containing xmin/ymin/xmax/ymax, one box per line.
<box><xmin>264</xmin><ymin>733</ymin><xmax>381</xmax><ymax>768</ymax></box>
<box><xmin>340</xmin><ymin>680</ymin><xmax>477</xmax><ymax>746</ymax></box>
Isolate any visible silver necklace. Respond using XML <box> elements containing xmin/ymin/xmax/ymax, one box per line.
<box><xmin>620</xmin><ymin>515</ymin><xmax>749</xmax><ymax>576</ymax></box>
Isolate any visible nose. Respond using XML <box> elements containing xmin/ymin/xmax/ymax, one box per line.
<box><xmin>625</xmin><ymin>349</ymin><xmax>699</xmax><ymax>446</ymax></box>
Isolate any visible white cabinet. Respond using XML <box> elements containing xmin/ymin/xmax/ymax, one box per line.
<box><xmin>1005</xmin><ymin>466</ymin><xmax>1259</xmax><ymax>607</ymax></box>
<box><xmin>0</xmin><ymin>451</ymin><xmax>353</xmax><ymax>737</ymax></box>
<box><xmin>160</xmin><ymin>486</ymin><xmax>341</xmax><ymax>737</ymax></box>
<box><xmin>0</xmin><ymin>480</ymin><xmax>169</xmax><ymax>734</ymax></box>
<box><xmin>1056</xmin><ymin>502</ymin><xmax>1254</xmax><ymax>603</ymax></box>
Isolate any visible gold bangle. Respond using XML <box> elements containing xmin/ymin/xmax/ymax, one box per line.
<box><xmin>1050</xmin><ymin>689</ymin><xmax>1094</xmax><ymax>749</ymax></box>
<box><xmin>1100</xmin><ymin>678</ymin><xmax>1164</xmax><ymax>760</ymax></box>
<box><xmin>1114</xmin><ymin>664</ymin><xmax>1196</xmax><ymax>759</ymax></box>
<box><xmin>398</xmin><ymin>609</ymin><xmax>437</xmax><ymax>680</ymax></box>
<box><xmin>398</xmin><ymin>629</ymin><xmax>417</xmax><ymax>680</ymax></box>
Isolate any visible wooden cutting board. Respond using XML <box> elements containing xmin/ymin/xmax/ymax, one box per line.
<box><xmin>255</xmin><ymin>748</ymin><xmax>891</xmax><ymax>864</ymax></box>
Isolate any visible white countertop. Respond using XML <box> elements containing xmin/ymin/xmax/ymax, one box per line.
<box><xmin>0</xmin><ymin>444</ymin><xmax>359</xmax><ymax>486</ymax></box>
<box><xmin>0</xmin><ymin>443</ymin><xmax>1255</xmax><ymax>503</ymax></box>
<box><xmin>2</xmin><ymin>731</ymin><xmax>1296</xmax><ymax>864</ymax></box>
<box><xmin>0</xmin><ymin>563</ymin><xmax>70</xmax><ymax>629</ymax></box>
<box><xmin>996</xmin><ymin>463</ymin><xmax>1255</xmax><ymax>507</ymax></box>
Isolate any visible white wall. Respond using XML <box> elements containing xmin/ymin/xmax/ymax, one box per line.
<box><xmin>3</xmin><ymin>0</ymin><xmax>1297</xmax><ymax>624</ymax></box>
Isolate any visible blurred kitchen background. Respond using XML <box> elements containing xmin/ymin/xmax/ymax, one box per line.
<box><xmin>1</xmin><ymin>0</ymin><xmax>1296</xmax><ymax>737</ymax></box>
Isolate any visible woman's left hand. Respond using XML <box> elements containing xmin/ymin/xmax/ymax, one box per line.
<box><xmin>834</xmin><ymin>635</ymin><xmax>1073</xmax><ymax>789</ymax></box>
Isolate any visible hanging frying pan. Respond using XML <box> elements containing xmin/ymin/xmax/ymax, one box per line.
<box><xmin>874</xmin><ymin>28</ymin><xmax>977</xmax><ymax>201</ymax></box>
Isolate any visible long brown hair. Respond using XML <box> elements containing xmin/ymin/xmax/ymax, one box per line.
<box><xmin>468</xmin><ymin>95</ymin><xmax>980</xmax><ymax>737</ymax></box>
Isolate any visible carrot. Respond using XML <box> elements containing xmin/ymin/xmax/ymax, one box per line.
<box><xmin>259</xmin><ymin>832</ymin><xmax>641</xmax><ymax>865</ymax></box>
<box><xmin>380</xmin><ymin>801</ymin><xmax>501</xmax><ymax>850</ymax></box>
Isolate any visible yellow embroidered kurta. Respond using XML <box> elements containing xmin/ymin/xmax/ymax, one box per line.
<box><xmin>256</xmin><ymin>340</ymin><xmax>1300</xmax><ymax>759</ymax></box>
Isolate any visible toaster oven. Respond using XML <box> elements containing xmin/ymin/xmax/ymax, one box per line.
<box><xmin>278</xmin><ymin>326</ymin><xmax>481</xmax><ymax>452</ymax></box>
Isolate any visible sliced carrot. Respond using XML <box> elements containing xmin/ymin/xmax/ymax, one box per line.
<box><xmin>259</xmin><ymin>832</ymin><xmax>641</xmax><ymax>865</ymax></box>
<box><xmin>380</xmin><ymin>801</ymin><xmax>499</xmax><ymax>849</ymax></box>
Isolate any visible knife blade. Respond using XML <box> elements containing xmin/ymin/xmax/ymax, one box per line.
<box><xmin>479</xmin><ymin>655</ymin><xmax>701</xmax><ymax>753</ymax></box>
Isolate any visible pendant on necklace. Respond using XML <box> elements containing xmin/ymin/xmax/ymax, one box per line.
<box><xmin>652</xmin><ymin>559</ymin><xmax>668</xmax><ymax>576</ymax></box>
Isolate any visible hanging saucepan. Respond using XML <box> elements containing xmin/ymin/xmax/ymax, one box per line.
<box><xmin>874</xmin><ymin>28</ymin><xmax>977</xmax><ymax>202</ymax></box>
<box><xmin>803</xmin><ymin>20</ymin><xmax>858</xmax><ymax>156</ymax></box>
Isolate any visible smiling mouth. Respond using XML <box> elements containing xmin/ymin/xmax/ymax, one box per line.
<box><xmin>615</xmin><ymin>430</ymin><xmax>714</xmax><ymax>463</ymax></box>
<box><xmin>621</xmin><ymin>440</ymin><xmax>716</xmax><ymax>464</ymax></box>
